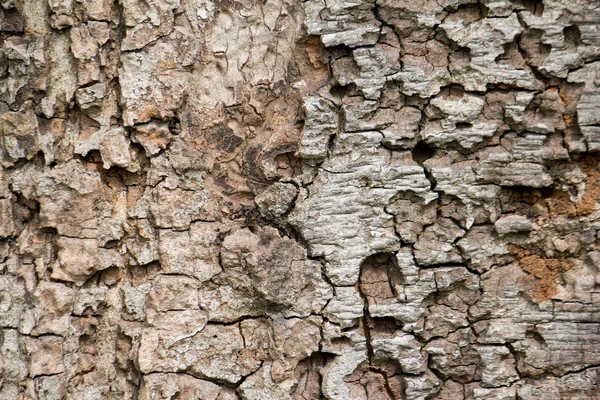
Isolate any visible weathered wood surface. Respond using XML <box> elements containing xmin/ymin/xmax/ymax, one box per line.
<box><xmin>1</xmin><ymin>0</ymin><xmax>600</xmax><ymax>398</ymax></box>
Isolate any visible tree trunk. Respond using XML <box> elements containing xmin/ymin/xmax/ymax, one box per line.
<box><xmin>1</xmin><ymin>0</ymin><xmax>599</xmax><ymax>398</ymax></box>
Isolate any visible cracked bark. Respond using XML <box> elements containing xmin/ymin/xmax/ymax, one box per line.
<box><xmin>1</xmin><ymin>0</ymin><xmax>600</xmax><ymax>399</ymax></box>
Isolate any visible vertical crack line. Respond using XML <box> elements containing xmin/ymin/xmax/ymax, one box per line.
<box><xmin>357</xmin><ymin>257</ymin><xmax>397</xmax><ymax>400</ymax></box>
<box><xmin>356</xmin><ymin>270</ymin><xmax>375</xmax><ymax>365</ymax></box>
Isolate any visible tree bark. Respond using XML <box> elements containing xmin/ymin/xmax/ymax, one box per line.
<box><xmin>1</xmin><ymin>0</ymin><xmax>599</xmax><ymax>398</ymax></box>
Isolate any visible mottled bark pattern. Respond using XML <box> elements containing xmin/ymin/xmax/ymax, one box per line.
<box><xmin>0</xmin><ymin>0</ymin><xmax>600</xmax><ymax>399</ymax></box>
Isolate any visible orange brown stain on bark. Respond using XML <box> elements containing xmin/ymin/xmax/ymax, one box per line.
<box><xmin>136</xmin><ymin>104</ymin><xmax>161</xmax><ymax>125</ymax></box>
<box><xmin>574</xmin><ymin>156</ymin><xmax>600</xmax><ymax>215</ymax></box>
<box><xmin>562</xmin><ymin>114</ymin><xmax>574</xmax><ymax>127</ymax></box>
<box><xmin>508</xmin><ymin>245</ymin><xmax>572</xmax><ymax>303</ymax></box>
<box><xmin>557</xmin><ymin>85</ymin><xmax>570</xmax><ymax>106</ymax></box>
<box><xmin>295</xmin><ymin>36</ymin><xmax>330</xmax><ymax>92</ymax></box>
<box><xmin>303</xmin><ymin>36</ymin><xmax>327</xmax><ymax>70</ymax></box>
<box><xmin>547</xmin><ymin>156</ymin><xmax>600</xmax><ymax>217</ymax></box>
<box><xmin>24</xmin><ymin>26</ymin><xmax>46</xmax><ymax>36</ymax></box>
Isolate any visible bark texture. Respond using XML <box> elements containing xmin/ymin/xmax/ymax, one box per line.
<box><xmin>1</xmin><ymin>0</ymin><xmax>600</xmax><ymax>399</ymax></box>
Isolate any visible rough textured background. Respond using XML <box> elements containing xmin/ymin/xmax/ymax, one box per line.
<box><xmin>1</xmin><ymin>0</ymin><xmax>600</xmax><ymax>399</ymax></box>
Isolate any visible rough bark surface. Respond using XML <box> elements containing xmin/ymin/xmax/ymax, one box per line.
<box><xmin>1</xmin><ymin>0</ymin><xmax>600</xmax><ymax>399</ymax></box>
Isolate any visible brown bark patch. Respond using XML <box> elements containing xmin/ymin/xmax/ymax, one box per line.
<box><xmin>509</xmin><ymin>245</ymin><xmax>573</xmax><ymax>302</ymax></box>
<box><xmin>548</xmin><ymin>156</ymin><xmax>599</xmax><ymax>217</ymax></box>
<box><xmin>574</xmin><ymin>156</ymin><xmax>600</xmax><ymax>215</ymax></box>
